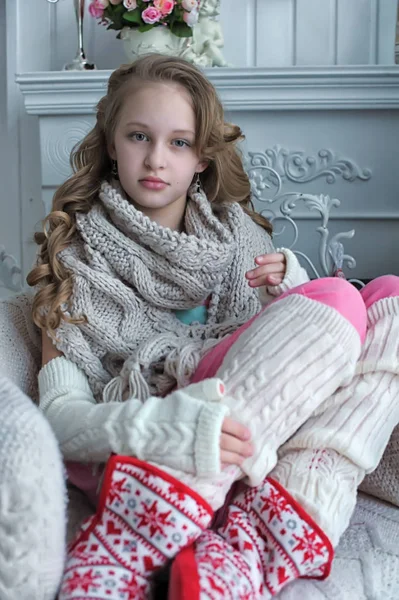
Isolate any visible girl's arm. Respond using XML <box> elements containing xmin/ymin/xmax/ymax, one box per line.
<box><xmin>39</xmin><ymin>346</ymin><xmax>252</xmax><ymax>475</ymax></box>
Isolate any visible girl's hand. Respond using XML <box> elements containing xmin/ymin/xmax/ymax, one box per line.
<box><xmin>220</xmin><ymin>416</ymin><xmax>253</xmax><ymax>467</ymax></box>
<box><xmin>245</xmin><ymin>252</ymin><xmax>286</xmax><ymax>288</ymax></box>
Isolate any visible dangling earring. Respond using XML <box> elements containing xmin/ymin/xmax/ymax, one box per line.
<box><xmin>194</xmin><ymin>172</ymin><xmax>202</xmax><ymax>193</ymax></box>
<box><xmin>111</xmin><ymin>159</ymin><xmax>119</xmax><ymax>180</ymax></box>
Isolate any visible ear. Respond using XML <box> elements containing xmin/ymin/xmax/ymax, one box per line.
<box><xmin>108</xmin><ymin>142</ymin><xmax>116</xmax><ymax>161</ymax></box>
<box><xmin>195</xmin><ymin>159</ymin><xmax>209</xmax><ymax>174</ymax></box>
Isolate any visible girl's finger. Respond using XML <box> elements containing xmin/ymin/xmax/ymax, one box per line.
<box><xmin>220</xmin><ymin>450</ymin><xmax>245</xmax><ymax>467</ymax></box>
<box><xmin>222</xmin><ymin>416</ymin><xmax>251</xmax><ymax>440</ymax></box>
<box><xmin>220</xmin><ymin>433</ymin><xmax>253</xmax><ymax>457</ymax></box>
<box><xmin>248</xmin><ymin>274</ymin><xmax>284</xmax><ymax>288</ymax></box>
<box><xmin>246</xmin><ymin>264</ymin><xmax>285</xmax><ymax>280</ymax></box>
<box><xmin>255</xmin><ymin>253</ymin><xmax>285</xmax><ymax>265</ymax></box>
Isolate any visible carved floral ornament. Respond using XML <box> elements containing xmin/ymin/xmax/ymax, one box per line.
<box><xmin>244</xmin><ymin>147</ymin><xmax>372</xmax><ymax>285</ymax></box>
<box><xmin>0</xmin><ymin>246</ymin><xmax>23</xmax><ymax>293</ymax></box>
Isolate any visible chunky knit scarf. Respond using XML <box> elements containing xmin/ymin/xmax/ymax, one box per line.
<box><xmin>55</xmin><ymin>181</ymin><xmax>274</xmax><ymax>403</ymax></box>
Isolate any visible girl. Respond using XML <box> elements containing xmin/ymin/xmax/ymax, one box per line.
<box><xmin>27</xmin><ymin>54</ymin><xmax>399</xmax><ymax>599</ymax></box>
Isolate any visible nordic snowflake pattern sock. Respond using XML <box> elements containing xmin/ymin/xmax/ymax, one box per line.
<box><xmin>59</xmin><ymin>455</ymin><xmax>213</xmax><ymax>600</ymax></box>
<box><xmin>169</xmin><ymin>477</ymin><xmax>332</xmax><ymax>600</ymax></box>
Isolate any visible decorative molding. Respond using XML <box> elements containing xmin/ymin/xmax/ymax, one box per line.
<box><xmin>260</xmin><ymin>212</ymin><xmax>399</xmax><ymax>221</ymax></box>
<box><xmin>245</xmin><ymin>163</ymin><xmax>361</xmax><ymax>281</ymax></box>
<box><xmin>16</xmin><ymin>66</ymin><xmax>399</xmax><ymax>114</ymax></box>
<box><xmin>248</xmin><ymin>147</ymin><xmax>372</xmax><ymax>185</ymax></box>
<box><xmin>42</xmin><ymin>119</ymin><xmax>93</xmax><ymax>180</ymax></box>
<box><xmin>0</xmin><ymin>246</ymin><xmax>23</xmax><ymax>292</ymax></box>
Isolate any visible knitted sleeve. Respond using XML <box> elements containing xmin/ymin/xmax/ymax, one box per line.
<box><xmin>259</xmin><ymin>247</ymin><xmax>310</xmax><ymax>305</ymax></box>
<box><xmin>38</xmin><ymin>357</ymin><xmax>229</xmax><ymax>476</ymax></box>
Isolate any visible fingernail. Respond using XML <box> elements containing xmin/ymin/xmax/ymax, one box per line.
<box><xmin>218</xmin><ymin>382</ymin><xmax>225</xmax><ymax>395</ymax></box>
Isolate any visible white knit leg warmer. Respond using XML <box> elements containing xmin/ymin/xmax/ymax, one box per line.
<box><xmin>0</xmin><ymin>376</ymin><xmax>66</xmax><ymax>600</ymax></box>
<box><xmin>271</xmin><ymin>295</ymin><xmax>399</xmax><ymax>546</ymax></box>
<box><xmin>161</xmin><ymin>292</ymin><xmax>363</xmax><ymax>510</ymax></box>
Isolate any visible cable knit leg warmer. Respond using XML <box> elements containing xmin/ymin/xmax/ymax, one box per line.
<box><xmin>271</xmin><ymin>275</ymin><xmax>399</xmax><ymax>547</ymax></box>
<box><xmin>168</xmin><ymin>279</ymin><xmax>367</xmax><ymax>599</ymax></box>
<box><xmin>163</xmin><ymin>278</ymin><xmax>366</xmax><ymax>511</ymax></box>
<box><xmin>0</xmin><ymin>375</ymin><xmax>66</xmax><ymax>600</ymax></box>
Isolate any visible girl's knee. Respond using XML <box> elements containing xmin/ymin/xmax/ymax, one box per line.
<box><xmin>286</xmin><ymin>278</ymin><xmax>366</xmax><ymax>342</ymax></box>
<box><xmin>361</xmin><ymin>275</ymin><xmax>399</xmax><ymax>309</ymax></box>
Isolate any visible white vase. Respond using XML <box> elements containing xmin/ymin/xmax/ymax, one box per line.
<box><xmin>121</xmin><ymin>26</ymin><xmax>189</xmax><ymax>62</ymax></box>
<box><xmin>120</xmin><ymin>0</ymin><xmax>228</xmax><ymax>67</ymax></box>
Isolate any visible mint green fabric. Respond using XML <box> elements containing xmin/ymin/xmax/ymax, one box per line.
<box><xmin>175</xmin><ymin>305</ymin><xmax>208</xmax><ymax>325</ymax></box>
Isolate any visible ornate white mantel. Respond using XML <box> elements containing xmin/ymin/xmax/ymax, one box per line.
<box><xmin>17</xmin><ymin>66</ymin><xmax>399</xmax><ymax>113</ymax></box>
<box><xmin>12</xmin><ymin>66</ymin><xmax>399</xmax><ymax>284</ymax></box>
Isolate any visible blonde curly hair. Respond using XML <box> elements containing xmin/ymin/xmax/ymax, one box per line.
<box><xmin>27</xmin><ymin>53</ymin><xmax>272</xmax><ymax>336</ymax></box>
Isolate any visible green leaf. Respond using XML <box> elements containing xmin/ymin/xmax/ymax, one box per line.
<box><xmin>170</xmin><ymin>22</ymin><xmax>193</xmax><ymax>38</ymax></box>
<box><xmin>138</xmin><ymin>23</ymin><xmax>155</xmax><ymax>33</ymax></box>
<box><xmin>104</xmin><ymin>5</ymin><xmax>125</xmax><ymax>29</ymax></box>
<box><xmin>114</xmin><ymin>4</ymin><xmax>125</xmax><ymax>16</ymax></box>
<box><xmin>123</xmin><ymin>8</ymin><xmax>142</xmax><ymax>24</ymax></box>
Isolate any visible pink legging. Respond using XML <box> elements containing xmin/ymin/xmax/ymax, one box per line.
<box><xmin>191</xmin><ymin>275</ymin><xmax>399</xmax><ymax>385</ymax></box>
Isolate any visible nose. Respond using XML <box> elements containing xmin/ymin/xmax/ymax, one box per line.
<box><xmin>144</xmin><ymin>142</ymin><xmax>167</xmax><ymax>170</ymax></box>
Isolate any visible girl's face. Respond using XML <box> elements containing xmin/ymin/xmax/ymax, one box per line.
<box><xmin>109</xmin><ymin>82</ymin><xmax>207</xmax><ymax>230</ymax></box>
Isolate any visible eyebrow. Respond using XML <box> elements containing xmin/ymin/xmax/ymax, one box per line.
<box><xmin>124</xmin><ymin>122</ymin><xmax>195</xmax><ymax>136</ymax></box>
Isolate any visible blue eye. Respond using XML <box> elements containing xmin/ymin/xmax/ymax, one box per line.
<box><xmin>130</xmin><ymin>132</ymin><xmax>148</xmax><ymax>142</ymax></box>
<box><xmin>173</xmin><ymin>139</ymin><xmax>190</xmax><ymax>148</ymax></box>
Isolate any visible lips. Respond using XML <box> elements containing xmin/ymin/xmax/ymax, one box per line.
<box><xmin>140</xmin><ymin>176</ymin><xmax>167</xmax><ymax>184</ymax></box>
<box><xmin>139</xmin><ymin>176</ymin><xmax>168</xmax><ymax>190</ymax></box>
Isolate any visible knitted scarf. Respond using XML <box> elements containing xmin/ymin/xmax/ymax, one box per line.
<box><xmin>55</xmin><ymin>181</ymin><xmax>274</xmax><ymax>403</ymax></box>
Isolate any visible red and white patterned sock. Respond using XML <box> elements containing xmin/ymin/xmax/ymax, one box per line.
<box><xmin>59</xmin><ymin>455</ymin><xmax>213</xmax><ymax>600</ymax></box>
<box><xmin>169</xmin><ymin>478</ymin><xmax>333</xmax><ymax>599</ymax></box>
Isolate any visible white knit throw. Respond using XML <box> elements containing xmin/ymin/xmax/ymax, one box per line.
<box><xmin>55</xmin><ymin>181</ymin><xmax>273</xmax><ymax>403</ymax></box>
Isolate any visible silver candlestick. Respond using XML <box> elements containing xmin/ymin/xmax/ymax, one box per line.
<box><xmin>47</xmin><ymin>0</ymin><xmax>96</xmax><ymax>70</ymax></box>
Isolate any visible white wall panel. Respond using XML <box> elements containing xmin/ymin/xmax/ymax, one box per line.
<box><xmin>337</xmin><ymin>0</ymin><xmax>376</xmax><ymax>65</ymax></box>
<box><xmin>12</xmin><ymin>0</ymin><xmax>398</xmax><ymax>71</ymax></box>
<box><xmin>220</xmin><ymin>0</ymin><xmax>257</xmax><ymax>67</ymax></box>
<box><xmin>295</xmin><ymin>0</ymin><xmax>337</xmax><ymax>65</ymax></box>
<box><xmin>256</xmin><ymin>0</ymin><xmax>295</xmax><ymax>67</ymax></box>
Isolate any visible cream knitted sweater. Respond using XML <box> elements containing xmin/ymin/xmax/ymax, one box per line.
<box><xmin>39</xmin><ymin>248</ymin><xmax>309</xmax><ymax>475</ymax></box>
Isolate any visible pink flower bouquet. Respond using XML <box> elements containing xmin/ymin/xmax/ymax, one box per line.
<box><xmin>89</xmin><ymin>0</ymin><xmax>200</xmax><ymax>39</ymax></box>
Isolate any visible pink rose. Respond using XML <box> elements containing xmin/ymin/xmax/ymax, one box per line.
<box><xmin>142</xmin><ymin>6</ymin><xmax>162</xmax><ymax>24</ymax></box>
<box><xmin>183</xmin><ymin>7</ymin><xmax>198</xmax><ymax>26</ymax></box>
<box><xmin>88</xmin><ymin>0</ymin><xmax>109</xmax><ymax>19</ymax></box>
<box><xmin>123</xmin><ymin>0</ymin><xmax>137</xmax><ymax>9</ymax></box>
<box><xmin>182</xmin><ymin>0</ymin><xmax>197</xmax><ymax>11</ymax></box>
<box><xmin>154</xmin><ymin>0</ymin><xmax>174</xmax><ymax>16</ymax></box>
